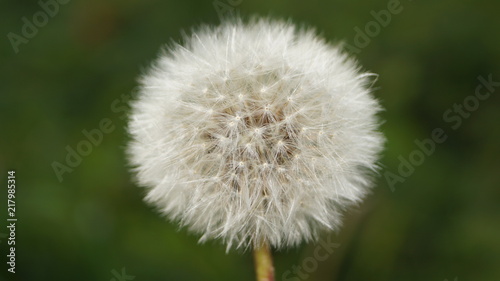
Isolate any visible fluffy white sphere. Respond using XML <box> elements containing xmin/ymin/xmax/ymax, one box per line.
<box><xmin>127</xmin><ymin>17</ymin><xmax>384</xmax><ymax>250</ymax></box>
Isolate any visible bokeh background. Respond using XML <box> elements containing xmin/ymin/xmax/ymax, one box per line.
<box><xmin>1</xmin><ymin>0</ymin><xmax>499</xmax><ymax>280</ymax></box>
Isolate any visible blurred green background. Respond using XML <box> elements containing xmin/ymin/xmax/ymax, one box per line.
<box><xmin>1</xmin><ymin>0</ymin><xmax>499</xmax><ymax>280</ymax></box>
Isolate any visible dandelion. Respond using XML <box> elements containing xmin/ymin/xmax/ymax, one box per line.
<box><xmin>127</xmin><ymin>17</ymin><xmax>384</xmax><ymax>281</ymax></box>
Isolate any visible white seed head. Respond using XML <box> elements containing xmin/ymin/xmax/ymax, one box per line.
<box><xmin>127</xmin><ymin>17</ymin><xmax>384</xmax><ymax>251</ymax></box>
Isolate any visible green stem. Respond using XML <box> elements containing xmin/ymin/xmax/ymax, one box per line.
<box><xmin>253</xmin><ymin>242</ymin><xmax>275</xmax><ymax>281</ymax></box>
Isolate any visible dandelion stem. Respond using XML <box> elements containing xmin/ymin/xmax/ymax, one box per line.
<box><xmin>253</xmin><ymin>242</ymin><xmax>275</xmax><ymax>281</ymax></box>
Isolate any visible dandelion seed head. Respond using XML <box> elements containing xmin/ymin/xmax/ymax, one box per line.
<box><xmin>127</xmin><ymin>17</ymin><xmax>384</xmax><ymax>250</ymax></box>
